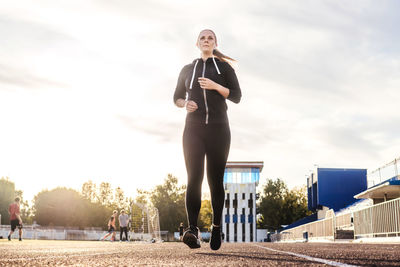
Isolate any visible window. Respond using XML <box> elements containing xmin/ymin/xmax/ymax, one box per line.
<box><xmin>242</xmin><ymin>193</ymin><xmax>245</xmax><ymax>199</ymax></box>
<box><xmin>233</xmin><ymin>193</ymin><xmax>238</xmax><ymax>208</ymax></box>
<box><xmin>240</xmin><ymin>214</ymin><xmax>246</xmax><ymax>223</ymax></box>
<box><xmin>234</xmin><ymin>223</ymin><xmax>237</xmax><ymax>242</ymax></box>
<box><xmin>225</xmin><ymin>214</ymin><xmax>230</xmax><ymax>223</ymax></box>
<box><xmin>233</xmin><ymin>199</ymin><xmax>238</xmax><ymax>209</ymax></box>
<box><xmin>242</xmin><ymin>223</ymin><xmax>246</xmax><ymax>242</ymax></box>
<box><xmin>224</xmin><ymin>169</ymin><xmax>233</xmax><ymax>183</ymax></box>
<box><xmin>241</xmin><ymin>171</ymin><xmax>250</xmax><ymax>183</ymax></box>
<box><xmin>232</xmin><ymin>214</ymin><xmax>238</xmax><ymax>223</ymax></box>
<box><xmin>248</xmin><ymin>199</ymin><xmax>253</xmax><ymax>208</ymax></box>
<box><xmin>225</xmin><ymin>199</ymin><xmax>230</xmax><ymax>208</ymax></box>
<box><xmin>251</xmin><ymin>168</ymin><xmax>260</xmax><ymax>183</ymax></box>
<box><xmin>226</xmin><ymin>223</ymin><xmax>229</xmax><ymax>242</ymax></box>
<box><xmin>250</xmin><ymin>223</ymin><xmax>253</xmax><ymax>242</ymax></box>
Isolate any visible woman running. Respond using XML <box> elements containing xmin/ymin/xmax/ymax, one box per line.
<box><xmin>173</xmin><ymin>29</ymin><xmax>241</xmax><ymax>250</ymax></box>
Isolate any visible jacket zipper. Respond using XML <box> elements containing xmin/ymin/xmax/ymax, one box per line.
<box><xmin>202</xmin><ymin>62</ymin><xmax>209</xmax><ymax>124</ymax></box>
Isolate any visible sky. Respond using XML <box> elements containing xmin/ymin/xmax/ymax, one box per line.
<box><xmin>1</xmin><ymin>0</ymin><xmax>399</xmax><ymax>203</ymax></box>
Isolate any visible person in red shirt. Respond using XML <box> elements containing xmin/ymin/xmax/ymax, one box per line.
<box><xmin>8</xmin><ymin>197</ymin><xmax>23</xmax><ymax>241</ymax></box>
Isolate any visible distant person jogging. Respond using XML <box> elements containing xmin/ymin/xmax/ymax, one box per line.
<box><xmin>101</xmin><ymin>210</ymin><xmax>117</xmax><ymax>241</ymax></box>
<box><xmin>8</xmin><ymin>197</ymin><xmax>23</xmax><ymax>241</ymax></box>
<box><xmin>173</xmin><ymin>29</ymin><xmax>241</xmax><ymax>250</ymax></box>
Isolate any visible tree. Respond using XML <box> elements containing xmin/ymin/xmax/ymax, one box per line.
<box><xmin>282</xmin><ymin>186</ymin><xmax>311</xmax><ymax>225</ymax></box>
<box><xmin>135</xmin><ymin>189</ymin><xmax>150</xmax><ymax>205</ymax></box>
<box><xmin>257</xmin><ymin>178</ymin><xmax>311</xmax><ymax>231</ymax></box>
<box><xmin>0</xmin><ymin>177</ymin><xmax>15</xmax><ymax>224</ymax></box>
<box><xmin>33</xmin><ymin>187</ymin><xmax>115</xmax><ymax>229</ymax></box>
<box><xmin>98</xmin><ymin>182</ymin><xmax>113</xmax><ymax>207</ymax></box>
<box><xmin>114</xmin><ymin>187</ymin><xmax>128</xmax><ymax>211</ymax></box>
<box><xmin>198</xmin><ymin>200</ymin><xmax>212</xmax><ymax>230</ymax></box>
<box><xmin>81</xmin><ymin>180</ymin><xmax>97</xmax><ymax>203</ymax></box>
<box><xmin>257</xmin><ymin>178</ymin><xmax>287</xmax><ymax>230</ymax></box>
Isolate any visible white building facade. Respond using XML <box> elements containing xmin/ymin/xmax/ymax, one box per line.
<box><xmin>222</xmin><ymin>161</ymin><xmax>263</xmax><ymax>243</ymax></box>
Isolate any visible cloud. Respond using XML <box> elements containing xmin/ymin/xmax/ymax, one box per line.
<box><xmin>0</xmin><ymin>15</ymin><xmax>77</xmax><ymax>57</ymax></box>
<box><xmin>116</xmin><ymin>114</ymin><xmax>182</xmax><ymax>143</ymax></box>
<box><xmin>1</xmin><ymin>0</ymin><xmax>400</xmax><ymax>199</ymax></box>
<box><xmin>0</xmin><ymin>64</ymin><xmax>65</xmax><ymax>90</ymax></box>
<box><xmin>0</xmin><ymin>15</ymin><xmax>80</xmax><ymax>90</ymax></box>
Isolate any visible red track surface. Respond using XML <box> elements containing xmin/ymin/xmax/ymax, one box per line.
<box><xmin>1</xmin><ymin>240</ymin><xmax>399</xmax><ymax>266</ymax></box>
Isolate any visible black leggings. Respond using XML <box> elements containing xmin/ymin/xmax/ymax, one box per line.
<box><xmin>183</xmin><ymin>122</ymin><xmax>230</xmax><ymax>227</ymax></box>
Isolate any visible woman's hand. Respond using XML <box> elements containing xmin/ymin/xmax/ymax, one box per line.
<box><xmin>198</xmin><ymin>77</ymin><xmax>230</xmax><ymax>99</ymax></box>
<box><xmin>198</xmin><ymin>77</ymin><xmax>219</xmax><ymax>90</ymax></box>
<box><xmin>175</xmin><ymin>98</ymin><xmax>198</xmax><ymax>112</ymax></box>
<box><xmin>185</xmin><ymin>100</ymin><xmax>198</xmax><ymax>113</ymax></box>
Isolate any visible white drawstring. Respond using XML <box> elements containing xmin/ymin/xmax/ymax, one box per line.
<box><xmin>212</xmin><ymin>56</ymin><xmax>221</xmax><ymax>75</ymax></box>
<box><xmin>190</xmin><ymin>58</ymin><xmax>220</xmax><ymax>90</ymax></box>
<box><xmin>189</xmin><ymin>60</ymin><xmax>199</xmax><ymax>89</ymax></box>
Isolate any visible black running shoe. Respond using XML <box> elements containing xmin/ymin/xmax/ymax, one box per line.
<box><xmin>19</xmin><ymin>238</ymin><xmax>22</xmax><ymax>241</ymax></box>
<box><xmin>8</xmin><ymin>235</ymin><xmax>11</xmax><ymax>241</ymax></box>
<box><xmin>182</xmin><ymin>225</ymin><xmax>200</xmax><ymax>249</ymax></box>
<box><xmin>210</xmin><ymin>225</ymin><xmax>222</xmax><ymax>250</ymax></box>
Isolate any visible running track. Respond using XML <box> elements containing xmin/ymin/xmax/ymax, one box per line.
<box><xmin>1</xmin><ymin>240</ymin><xmax>399</xmax><ymax>266</ymax></box>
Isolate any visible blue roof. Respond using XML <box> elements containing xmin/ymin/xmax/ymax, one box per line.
<box><xmin>368</xmin><ymin>175</ymin><xmax>399</xmax><ymax>189</ymax></box>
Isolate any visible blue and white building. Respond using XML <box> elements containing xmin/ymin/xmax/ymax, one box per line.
<box><xmin>222</xmin><ymin>161</ymin><xmax>263</xmax><ymax>242</ymax></box>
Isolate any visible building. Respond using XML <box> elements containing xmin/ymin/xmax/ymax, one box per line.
<box><xmin>307</xmin><ymin>168</ymin><xmax>367</xmax><ymax>219</ymax></box>
<box><xmin>280</xmin><ymin>158</ymin><xmax>400</xmax><ymax>241</ymax></box>
<box><xmin>284</xmin><ymin>167</ymin><xmax>368</xmax><ymax>231</ymax></box>
<box><xmin>222</xmin><ymin>161</ymin><xmax>263</xmax><ymax>242</ymax></box>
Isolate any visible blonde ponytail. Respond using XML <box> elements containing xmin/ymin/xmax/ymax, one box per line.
<box><xmin>213</xmin><ymin>48</ymin><xmax>236</xmax><ymax>64</ymax></box>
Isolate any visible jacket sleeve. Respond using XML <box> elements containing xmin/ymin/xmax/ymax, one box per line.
<box><xmin>224</xmin><ymin>63</ymin><xmax>242</xmax><ymax>104</ymax></box>
<box><xmin>173</xmin><ymin>66</ymin><xmax>188</xmax><ymax>104</ymax></box>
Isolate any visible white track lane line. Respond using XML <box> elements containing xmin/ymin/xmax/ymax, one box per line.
<box><xmin>253</xmin><ymin>244</ymin><xmax>358</xmax><ymax>267</ymax></box>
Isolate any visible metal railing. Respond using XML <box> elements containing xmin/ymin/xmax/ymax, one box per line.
<box><xmin>279</xmin><ymin>215</ymin><xmax>335</xmax><ymax>241</ymax></box>
<box><xmin>335</xmin><ymin>212</ymin><xmax>353</xmax><ymax>230</ymax></box>
<box><xmin>276</xmin><ymin>197</ymin><xmax>400</xmax><ymax>241</ymax></box>
<box><xmin>354</xmin><ymin>197</ymin><xmax>400</xmax><ymax>238</ymax></box>
<box><xmin>275</xmin><ymin>209</ymin><xmax>353</xmax><ymax>241</ymax></box>
<box><xmin>368</xmin><ymin>157</ymin><xmax>400</xmax><ymax>187</ymax></box>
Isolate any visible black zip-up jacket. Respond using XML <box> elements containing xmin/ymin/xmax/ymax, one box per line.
<box><xmin>173</xmin><ymin>57</ymin><xmax>242</xmax><ymax>125</ymax></box>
